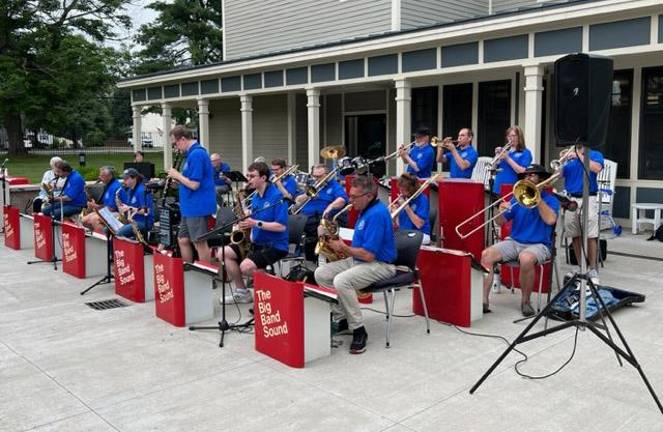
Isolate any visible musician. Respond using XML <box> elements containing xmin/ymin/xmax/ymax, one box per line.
<box><xmin>134</xmin><ymin>151</ymin><xmax>144</xmax><ymax>163</ymax></box>
<box><xmin>436</xmin><ymin>128</ymin><xmax>478</xmax><ymax>178</ymax></box>
<box><xmin>218</xmin><ymin>162</ymin><xmax>289</xmax><ymax>304</ymax></box>
<box><xmin>270</xmin><ymin>159</ymin><xmax>299</xmax><ymax>202</ymax></box>
<box><xmin>167</xmin><ymin>125</ymin><xmax>216</xmax><ymax>263</ymax></box>
<box><xmin>33</xmin><ymin>156</ymin><xmax>66</xmax><ymax>213</ymax></box>
<box><xmin>392</xmin><ymin>173</ymin><xmax>431</xmax><ymax>245</ymax></box>
<box><xmin>115</xmin><ymin>168</ymin><xmax>154</xmax><ymax>239</ymax></box>
<box><xmin>210</xmin><ymin>153</ymin><xmax>231</xmax><ymax>206</ymax></box>
<box><xmin>293</xmin><ymin>164</ymin><xmax>348</xmax><ymax>261</ymax></box>
<box><xmin>42</xmin><ymin>160</ymin><xmax>87</xmax><ymax>220</ymax></box>
<box><xmin>561</xmin><ymin>145</ymin><xmax>604</xmax><ymax>284</ymax></box>
<box><xmin>492</xmin><ymin>126</ymin><xmax>532</xmax><ymax>196</ymax></box>
<box><xmin>480</xmin><ymin>165</ymin><xmax>560</xmax><ymax>317</ymax></box>
<box><xmin>399</xmin><ymin>128</ymin><xmax>435</xmax><ymax>179</ymax></box>
<box><xmin>315</xmin><ymin>175</ymin><xmax>396</xmax><ymax>354</ymax></box>
<box><xmin>81</xmin><ymin>166</ymin><xmax>122</xmax><ymax>232</ymax></box>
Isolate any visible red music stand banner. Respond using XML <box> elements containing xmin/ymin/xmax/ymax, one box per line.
<box><xmin>3</xmin><ymin>205</ymin><xmax>20</xmax><ymax>249</ymax></box>
<box><xmin>33</xmin><ymin>213</ymin><xmax>54</xmax><ymax>261</ymax></box>
<box><xmin>438</xmin><ymin>179</ymin><xmax>485</xmax><ymax>261</ymax></box>
<box><xmin>61</xmin><ymin>222</ymin><xmax>86</xmax><ymax>278</ymax></box>
<box><xmin>153</xmin><ymin>252</ymin><xmax>186</xmax><ymax>326</ymax></box>
<box><xmin>114</xmin><ymin>237</ymin><xmax>147</xmax><ymax>302</ymax></box>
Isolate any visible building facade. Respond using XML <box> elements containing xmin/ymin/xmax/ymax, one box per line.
<box><xmin>119</xmin><ymin>0</ymin><xmax>663</xmax><ymax>228</ymax></box>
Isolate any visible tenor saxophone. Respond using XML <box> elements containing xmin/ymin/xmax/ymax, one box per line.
<box><xmin>315</xmin><ymin>203</ymin><xmax>352</xmax><ymax>262</ymax></box>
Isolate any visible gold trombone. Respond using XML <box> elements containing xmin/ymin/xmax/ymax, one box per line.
<box><xmin>290</xmin><ymin>168</ymin><xmax>339</xmax><ymax>214</ymax></box>
<box><xmin>488</xmin><ymin>139</ymin><xmax>512</xmax><ymax>169</ymax></box>
<box><xmin>390</xmin><ymin>174</ymin><xmax>442</xmax><ymax>220</ymax></box>
<box><xmin>242</xmin><ymin>164</ymin><xmax>299</xmax><ymax>207</ymax></box>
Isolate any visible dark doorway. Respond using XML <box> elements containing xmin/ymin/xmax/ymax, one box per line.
<box><xmin>640</xmin><ymin>66</ymin><xmax>663</xmax><ymax>180</ymax></box>
<box><xmin>442</xmin><ymin>83</ymin><xmax>473</xmax><ymax>172</ymax></box>
<box><xmin>478</xmin><ymin>80</ymin><xmax>511</xmax><ymax>156</ymax></box>
<box><xmin>344</xmin><ymin>114</ymin><xmax>387</xmax><ymax>177</ymax></box>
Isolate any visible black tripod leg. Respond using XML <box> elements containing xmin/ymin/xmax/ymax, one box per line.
<box><xmin>585</xmin><ymin>279</ymin><xmax>623</xmax><ymax>367</ymax></box>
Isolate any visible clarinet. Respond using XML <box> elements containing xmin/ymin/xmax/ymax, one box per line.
<box><xmin>161</xmin><ymin>150</ymin><xmax>183</xmax><ymax>209</ymax></box>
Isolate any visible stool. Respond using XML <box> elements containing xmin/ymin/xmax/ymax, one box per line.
<box><xmin>631</xmin><ymin>203</ymin><xmax>663</xmax><ymax>234</ymax></box>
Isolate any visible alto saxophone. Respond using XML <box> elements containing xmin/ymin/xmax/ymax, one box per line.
<box><xmin>127</xmin><ymin>207</ymin><xmax>149</xmax><ymax>246</ymax></box>
<box><xmin>315</xmin><ymin>204</ymin><xmax>352</xmax><ymax>262</ymax></box>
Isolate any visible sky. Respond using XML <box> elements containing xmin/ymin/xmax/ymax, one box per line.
<box><xmin>108</xmin><ymin>0</ymin><xmax>160</xmax><ymax>50</ymax></box>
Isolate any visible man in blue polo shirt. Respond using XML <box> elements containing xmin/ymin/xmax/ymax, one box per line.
<box><xmin>315</xmin><ymin>175</ymin><xmax>397</xmax><ymax>354</ymax></box>
<box><xmin>82</xmin><ymin>166</ymin><xmax>122</xmax><ymax>232</ymax></box>
<box><xmin>270</xmin><ymin>159</ymin><xmax>299</xmax><ymax>202</ymax></box>
<box><xmin>561</xmin><ymin>145</ymin><xmax>604</xmax><ymax>284</ymax></box>
<box><xmin>393</xmin><ymin>173</ymin><xmax>431</xmax><ymax>245</ymax></box>
<box><xmin>42</xmin><ymin>160</ymin><xmax>87</xmax><ymax>220</ymax></box>
<box><xmin>480</xmin><ymin>164</ymin><xmax>560</xmax><ymax>317</ymax></box>
<box><xmin>436</xmin><ymin>128</ymin><xmax>478</xmax><ymax>178</ymax></box>
<box><xmin>399</xmin><ymin>128</ymin><xmax>435</xmax><ymax>179</ymax></box>
<box><xmin>115</xmin><ymin>168</ymin><xmax>154</xmax><ymax>240</ymax></box>
<box><xmin>218</xmin><ymin>162</ymin><xmax>289</xmax><ymax>304</ymax></box>
<box><xmin>210</xmin><ymin>153</ymin><xmax>231</xmax><ymax>206</ymax></box>
<box><xmin>167</xmin><ymin>125</ymin><xmax>216</xmax><ymax>263</ymax></box>
<box><xmin>293</xmin><ymin>164</ymin><xmax>348</xmax><ymax>262</ymax></box>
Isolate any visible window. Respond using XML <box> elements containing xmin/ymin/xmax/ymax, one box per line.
<box><xmin>639</xmin><ymin>67</ymin><xmax>663</xmax><ymax>180</ymax></box>
<box><xmin>442</xmin><ymin>83</ymin><xmax>472</xmax><ymax>139</ymax></box>
<box><xmin>603</xmin><ymin>70</ymin><xmax>633</xmax><ymax>179</ymax></box>
<box><xmin>478</xmin><ymin>80</ymin><xmax>511</xmax><ymax>157</ymax></box>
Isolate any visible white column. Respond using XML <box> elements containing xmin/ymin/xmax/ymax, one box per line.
<box><xmin>132</xmin><ymin>105</ymin><xmax>142</xmax><ymax>153</ymax></box>
<box><xmin>306</xmin><ymin>88</ymin><xmax>321</xmax><ymax>169</ymax></box>
<box><xmin>240</xmin><ymin>94</ymin><xmax>253</xmax><ymax>171</ymax></box>
<box><xmin>197</xmin><ymin>98</ymin><xmax>210</xmax><ymax>150</ymax></box>
<box><xmin>394</xmin><ymin>78</ymin><xmax>411</xmax><ymax>176</ymax></box>
<box><xmin>523</xmin><ymin>64</ymin><xmax>544</xmax><ymax>164</ymax></box>
<box><xmin>161</xmin><ymin>103</ymin><xmax>173</xmax><ymax>170</ymax></box>
<box><xmin>287</xmin><ymin>93</ymin><xmax>296</xmax><ymax>166</ymax></box>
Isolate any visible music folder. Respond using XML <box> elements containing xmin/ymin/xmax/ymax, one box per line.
<box><xmin>95</xmin><ymin>207</ymin><xmax>123</xmax><ymax>235</ymax></box>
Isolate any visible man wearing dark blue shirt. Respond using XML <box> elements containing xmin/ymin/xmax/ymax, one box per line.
<box><xmin>436</xmin><ymin>128</ymin><xmax>478</xmax><ymax>178</ymax></box>
<box><xmin>42</xmin><ymin>160</ymin><xmax>87</xmax><ymax>221</ymax></box>
<box><xmin>399</xmin><ymin>128</ymin><xmax>435</xmax><ymax>179</ymax></box>
<box><xmin>218</xmin><ymin>162</ymin><xmax>289</xmax><ymax>304</ymax></box>
<box><xmin>82</xmin><ymin>166</ymin><xmax>122</xmax><ymax>232</ymax></box>
<box><xmin>167</xmin><ymin>126</ymin><xmax>216</xmax><ymax>263</ymax></box>
<box><xmin>116</xmin><ymin>168</ymin><xmax>154</xmax><ymax>240</ymax></box>
<box><xmin>480</xmin><ymin>165</ymin><xmax>560</xmax><ymax>317</ymax></box>
<box><xmin>561</xmin><ymin>145</ymin><xmax>604</xmax><ymax>284</ymax></box>
<box><xmin>210</xmin><ymin>153</ymin><xmax>231</xmax><ymax>206</ymax></box>
<box><xmin>315</xmin><ymin>175</ymin><xmax>397</xmax><ymax>354</ymax></box>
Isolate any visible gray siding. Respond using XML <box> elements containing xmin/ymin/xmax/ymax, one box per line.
<box><xmin>209</xmin><ymin>99</ymin><xmax>242</xmax><ymax>171</ymax></box>
<box><xmin>253</xmin><ymin>95</ymin><xmax>289</xmax><ymax>163</ymax></box>
<box><xmin>401</xmin><ymin>0</ymin><xmax>486</xmax><ymax>30</ymax></box>
<box><xmin>492</xmin><ymin>0</ymin><xmax>537</xmax><ymax>14</ymax></box>
<box><xmin>224</xmin><ymin>0</ymin><xmax>391</xmax><ymax>61</ymax></box>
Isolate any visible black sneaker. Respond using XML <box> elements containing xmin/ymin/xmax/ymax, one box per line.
<box><xmin>350</xmin><ymin>326</ymin><xmax>367</xmax><ymax>354</ymax></box>
<box><xmin>521</xmin><ymin>303</ymin><xmax>535</xmax><ymax>317</ymax></box>
<box><xmin>331</xmin><ymin>319</ymin><xmax>351</xmax><ymax>336</ymax></box>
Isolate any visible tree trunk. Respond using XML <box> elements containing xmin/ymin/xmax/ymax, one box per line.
<box><xmin>4</xmin><ymin>112</ymin><xmax>26</xmax><ymax>155</ymax></box>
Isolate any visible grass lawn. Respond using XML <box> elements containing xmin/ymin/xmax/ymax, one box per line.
<box><xmin>3</xmin><ymin>153</ymin><xmax>164</xmax><ymax>183</ymax></box>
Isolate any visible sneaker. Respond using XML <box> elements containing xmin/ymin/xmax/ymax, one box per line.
<box><xmin>483</xmin><ymin>303</ymin><xmax>492</xmax><ymax>314</ymax></box>
<box><xmin>349</xmin><ymin>326</ymin><xmax>368</xmax><ymax>354</ymax></box>
<box><xmin>491</xmin><ymin>273</ymin><xmax>501</xmax><ymax>293</ymax></box>
<box><xmin>220</xmin><ymin>289</ymin><xmax>253</xmax><ymax>305</ymax></box>
<box><xmin>331</xmin><ymin>319</ymin><xmax>351</xmax><ymax>336</ymax></box>
<box><xmin>587</xmin><ymin>269</ymin><xmax>600</xmax><ymax>286</ymax></box>
<box><xmin>521</xmin><ymin>303</ymin><xmax>535</xmax><ymax>317</ymax></box>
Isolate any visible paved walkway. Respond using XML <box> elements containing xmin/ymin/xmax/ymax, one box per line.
<box><xmin>1</xmin><ymin>240</ymin><xmax>662</xmax><ymax>432</ymax></box>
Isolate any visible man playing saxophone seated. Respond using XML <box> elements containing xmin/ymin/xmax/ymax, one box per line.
<box><xmin>218</xmin><ymin>162</ymin><xmax>289</xmax><ymax>304</ymax></box>
<box><xmin>81</xmin><ymin>166</ymin><xmax>122</xmax><ymax>233</ymax></box>
<box><xmin>480</xmin><ymin>164</ymin><xmax>560</xmax><ymax>317</ymax></box>
<box><xmin>314</xmin><ymin>175</ymin><xmax>396</xmax><ymax>354</ymax></box>
<box><xmin>115</xmin><ymin>168</ymin><xmax>154</xmax><ymax>240</ymax></box>
<box><xmin>392</xmin><ymin>173</ymin><xmax>431</xmax><ymax>245</ymax></box>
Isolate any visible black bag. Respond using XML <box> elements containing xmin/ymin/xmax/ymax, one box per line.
<box><xmin>647</xmin><ymin>225</ymin><xmax>663</xmax><ymax>242</ymax></box>
<box><xmin>285</xmin><ymin>264</ymin><xmax>316</xmax><ymax>285</ymax></box>
<box><xmin>569</xmin><ymin>238</ymin><xmax>607</xmax><ymax>265</ymax></box>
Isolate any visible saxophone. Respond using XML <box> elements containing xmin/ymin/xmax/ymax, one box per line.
<box><xmin>127</xmin><ymin>207</ymin><xmax>149</xmax><ymax>246</ymax></box>
<box><xmin>115</xmin><ymin>187</ymin><xmax>127</xmax><ymax>224</ymax></box>
<box><xmin>315</xmin><ymin>203</ymin><xmax>352</xmax><ymax>262</ymax></box>
<box><xmin>230</xmin><ymin>188</ymin><xmax>251</xmax><ymax>260</ymax></box>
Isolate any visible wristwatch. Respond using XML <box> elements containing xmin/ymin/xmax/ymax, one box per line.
<box><xmin>257</xmin><ymin>221</ymin><xmax>264</xmax><ymax>229</ymax></box>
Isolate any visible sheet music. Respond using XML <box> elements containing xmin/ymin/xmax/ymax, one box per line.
<box><xmin>97</xmin><ymin>207</ymin><xmax>123</xmax><ymax>234</ymax></box>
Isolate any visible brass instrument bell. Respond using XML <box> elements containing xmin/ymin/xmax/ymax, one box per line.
<box><xmin>320</xmin><ymin>145</ymin><xmax>346</xmax><ymax>160</ymax></box>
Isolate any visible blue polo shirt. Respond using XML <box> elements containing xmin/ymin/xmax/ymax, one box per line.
<box><xmin>503</xmin><ymin>191</ymin><xmax>559</xmax><ymax>248</ymax></box>
<box><xmin>102</xmin><ymin>179</ymin><xmax>122</xmax><ymax>211</ymax></box>
<box><xmin>445</xmin><ymin>145</ymin><xmax>478</xmax><ymax>178</ymax></box>
<box><xmin>179</xmin><ymin>142</ymin><xmax>216</xmax><ymax>217</ymax></box>
<box><xmin>562</xmin><ymin>150</ymin><xmax>604</xmax><ymax>195</ymax></box>
<box><xmin>493</xmin><ymin>148</ymin><xmax>533</xmax><ymax>194</ymax></box>
<box><xmin>353</xmin><ymin>199</ymin><xmax>396</xmax><ymax>263</ymax></box>
<box><xmin>213</xmin><ymin>162</ymin><xmax>231</xmax><ymax>186</ymax></box>
<box><xmin>406</xmin><ymin>144</ymin><xmax>435</xmax><ymax>179</ymax></box>
<box><xmin>398</xmin><ymin>193</ymin><xmax>431</xmax><ymax>235</ymax></box>
<box><xmin>301</xmin><ymin>179</ymin><xmax>347</xmax><ymax>216</ymax></box>
<box><xmin>251</xmin><ymin>184</ymin><xmax>289</xmax><ymax>252</ymax></box>
<box><xmin>62</xmin><ymin>171</ymin><xmax>87</xmax><ymax>208</ymax></box>
<box><xmin>280</xmin><ymin>174</ymin><xmax>299</xmax><ymax>199</ymax></box>
<box><xmin>118</xmin><ymin>183</ymin><xmax>154</xmax><ymax>227</ymax></box>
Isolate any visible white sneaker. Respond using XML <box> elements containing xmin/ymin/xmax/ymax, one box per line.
<box><xmin>491</xmin><ymin>273</ymin><xmax>501</xmax><ymax>293</ymax></box>
<box><xmin>220</xmin><ymin>289</ymin><xmax>253</xmax><ymax>305</ymax></box>
<box><xmin>587</xmin><ymin>269</ymin><xmax>600</xmax><ymax>286</ymax></box>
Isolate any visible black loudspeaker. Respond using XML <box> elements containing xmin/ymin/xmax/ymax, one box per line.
<box><xmin>568</xmin><ymin>239</ymin><xmax>607</xmax><ymax>265</ymax></box>
<box><xmin>553</xmin><ymin>53</ymin><xmax>614</xmax><ymax>148</ymax></box>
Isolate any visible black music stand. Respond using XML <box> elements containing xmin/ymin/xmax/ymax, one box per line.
<box><xmin>80</xmin><ymin>230</ymin><xmax>114</xmax><ymax>295</ymax></box>
<box><xmin>27</xmin><ymin>193</ymin><xmax>63</xmax><ymax>270</ymax></box>
<box><xmin>470</xmin><ymin>144</ymin><xmax>663</xmax><ymax>415</ymax></box>
<box><xmin>225</xmin><ymin>171</ymin><xmax>247</xmax><ymax>206</ymax></box>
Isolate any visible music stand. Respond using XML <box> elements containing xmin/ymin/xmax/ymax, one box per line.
<box><xmin>225</xmin><ymin>171</ymin><xmax>247</xmax><ymax>206</ymax></box>
<box><xmin>80</xmin><ymin>208</ymin><xmax>120</xmax><ymax>295</ymax></box>
<box><xmin>27</xmin><ymin>190</ymin><xmax>63</xmax><ymax>270</ymax></box>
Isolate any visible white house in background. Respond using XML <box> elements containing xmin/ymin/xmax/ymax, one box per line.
<box><xmin>118</xmin><ymin>0</ymin><xmax>663</xmax><ymax>229</ymax></box>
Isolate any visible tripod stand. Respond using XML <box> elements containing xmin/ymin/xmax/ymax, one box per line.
<box><xmin>470</xmin><ymin>144</ymin><xmax>663</xmax><ymax>414</ymax></box>
<box><xmin>80</xmin><ymin>231</ymin><xmax>114</xmax><ymax>295</ymax></box>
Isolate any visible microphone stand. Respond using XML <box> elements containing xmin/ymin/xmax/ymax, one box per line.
<box><xmin>0</xmin><ymin>159</ymin><xmax>9</xmax><ymax>234</ymax></box>
<box><xmin>188</xmin><ymin>196</ymin><xmax>289</xmax><ymax>348</ymax></box>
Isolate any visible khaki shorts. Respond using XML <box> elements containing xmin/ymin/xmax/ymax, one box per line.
<box><xmin>564</xmin><ymin>196</ymin><xmax>599</xmax><ymax>239</ymax></box>
<box><xmin>493</xmin><ymin>239</ymin><xmax>551</xmax><ymax>264</ymax></box>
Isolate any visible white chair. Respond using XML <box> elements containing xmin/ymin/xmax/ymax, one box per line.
<box><xmin>471</xmin><ymin>156</ymin><xmax>492</xmax><ymax>191</ymax></box>
<box><xmin>597</xmin><ymin>158</ymin><xmax>618</xmax><ymax>231</ymax></box>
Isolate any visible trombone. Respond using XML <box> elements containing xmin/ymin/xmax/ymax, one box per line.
<box><xmin>382</xmin><ymin>136</ymin><xmax>445</xmax><ymax>162</ymax></box>
<box><xmin>390</xmin><ymin>174</ymin><xmax>442</xmax><ymax>220</ymax></box>
<box><xmin>488</xmin><ymin>139</ymin><xmax>512</xmax><ymax>169</ymax></box>
<box><xmin>243</xmin><ymin>164</ymin><xmax>299</xmax><ymax>207</ymax></box>
<box><xmin>290</xmin><ymin>168</ymin><xmax>339</xmax><ymax>214</ymax></box>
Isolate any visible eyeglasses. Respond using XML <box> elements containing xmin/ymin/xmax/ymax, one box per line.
<box><xmin>349</xmin><ymin>192</ymin><xmax>369</xmax><ymax>200</ymax></box>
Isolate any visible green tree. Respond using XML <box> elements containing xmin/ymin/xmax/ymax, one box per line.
<box><xmin>0</xmin><ymin>0</ymin><xmax>130</xmax><ymax>154</ymax></box>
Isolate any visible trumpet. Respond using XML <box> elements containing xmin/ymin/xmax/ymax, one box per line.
<box><xmin>550</xmin><ymin>145</ymin><xmax>577</xmax><ymax>171</ymax></box>
<box><xmin>454</xmin><ymin>171</ymin><xmax>562</xmax><ymax>240</ymax></box>
<box><xmin>291</xmin><ymin>168</ymin><xmax>339</xmax><ymax>214</ymax></box>
<box><xmin>390</xmin><ymin>174</ymin><xmax>442</xmax><ymax>220</ymax></box>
